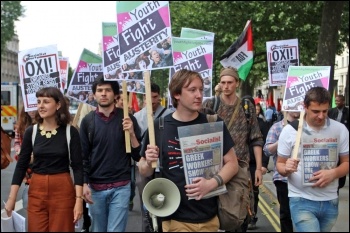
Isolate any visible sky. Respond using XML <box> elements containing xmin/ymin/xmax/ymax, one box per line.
<box><xmin>15</xmin><ymin>1</ymin><xmax>117</xmax><ymax>69</ymax></box>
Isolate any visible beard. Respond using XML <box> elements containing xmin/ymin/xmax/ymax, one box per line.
<box><xmin>98</xmin><ymin>101</ymin><xmax>114</xmax><ymax>108</ymax></box>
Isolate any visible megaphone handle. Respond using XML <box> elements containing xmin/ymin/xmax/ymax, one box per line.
<box><xmin>151</xmin><ymin>213</ymin><xmax>158</xmax><ymax>232</ymax></box>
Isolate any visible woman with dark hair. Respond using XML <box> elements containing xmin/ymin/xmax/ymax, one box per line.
<box><xmin>255</xmin><ymin>103</ymin><xmax>266</xmax><ymax>122</ymax></box>
<box><xmin>5</xmin><ymin>87</ymin><xmax>84</xmax><ymax>232</ymax></box>
<box><xmin>14</xmin><ymin>107</ymin><xmax>36</xmax><ymax>160</ymax></box>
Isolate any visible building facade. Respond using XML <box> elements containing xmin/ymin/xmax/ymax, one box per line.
<box><xmin>1</xmin><ymin>34</ymin><xmax>19</xmax><ymax>84</ymax></box>
<box><xmin>334</xmin><ymin>48</ymin><xmax>349</xmax><ymax>102</ymax></box>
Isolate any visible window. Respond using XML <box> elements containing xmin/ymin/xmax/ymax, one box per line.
<box><xmin>1</xmin><ymin>91</ymin><xmax>11</xmax><ymax>105</ymax></box>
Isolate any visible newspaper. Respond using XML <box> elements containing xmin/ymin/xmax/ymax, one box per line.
<box><xmin>301</xmin><ymin>142</ymin><xmax>338</xmax><ymax>186</ymax></box>
<box><xmin>1</xmin><ymin>209</ymin><xmax>26</xmax><ymax>232</ymax></box>
<box><xmin>178</xmin><ymin>121</ymin><xmax>227</xmax><ymax>199</ymax></box>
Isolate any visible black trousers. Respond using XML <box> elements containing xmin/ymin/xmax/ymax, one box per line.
<box><xmin>82</xmin><ymin>200</ymin><xmax>91</xmax><ymax>229</ymax></box>
<box><xmin>274</xmin><ymin>180</ymin><xmax>293</xmax><ymax>232</ymax></box>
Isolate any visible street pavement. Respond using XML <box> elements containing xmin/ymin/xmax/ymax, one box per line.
<box><xmin>261</xmin><ymin>159</ymin><xmax>349</xmax><ymax>232</ymax></box>
<box><xmin>1</xmin><ymin>147</ymin><xmax>349</xmax><ymax>232</ymax></box>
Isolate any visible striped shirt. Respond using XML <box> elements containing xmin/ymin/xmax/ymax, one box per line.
<box><xmin>263</xmin><ymin>120</ymin><xmax>287</xmax><ymax>183</ymax></box>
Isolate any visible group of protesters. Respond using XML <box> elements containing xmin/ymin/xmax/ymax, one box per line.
<box><xmin>3</xmin><ymin>66</ymin><xmax>349</xmax><ymax>232</ymax></box>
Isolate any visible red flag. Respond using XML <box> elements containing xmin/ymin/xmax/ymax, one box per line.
<box><xmin>132</xmin><ymin>92</ymin><xmax>139</xmax><ymax>112</ymax></box>
<box><xmin>267</xmin><ymin>91</ymin><xmax>275</xmax><ymax>107</ymax></box>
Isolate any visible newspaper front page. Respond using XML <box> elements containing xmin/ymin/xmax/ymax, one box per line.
<box><xmin>178</xmin><ymin>121</ymin><xmax>227</xmax><ymax>199</ymax></box>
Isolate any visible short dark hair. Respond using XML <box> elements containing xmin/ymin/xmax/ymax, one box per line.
<box><xmin>151</xmin><ymin>83</ymin><xmax>160</xmax><ymax>94</ymax></box>
<box><xmin>92</xmin><ymin>74</ymin><xmax>120</xmax><ymax>95</ymax></box>
<box><xmin>304</xmin><ymin>86</ymin><xmax>331</xmax><ymax>107</ymax></box>
<box><xmin>336</xmin><ymin>94</ymin><xmax>345</xmax><ymax>101</ymax></box>
<box><xmin>35</xmin><ymin>87</ymin><xmax>70</xmax><ymax>125</ymax></box>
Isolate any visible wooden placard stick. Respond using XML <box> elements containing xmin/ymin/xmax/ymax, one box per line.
<box><xmin>291</xmin><ymin>111</ymin><xmax>305</xmax><ymax>159</ymax></box>
<box><xmin>122</xmin><ymin>81</ymin><xmax>131</xmax><ymax>153</ymax></box>
<box><xmin>72</xmin><ymin>103</ymin><xmax>84</xmax><ymax>129</ymax></box>
<box><xmin>144</xmin><ymin>71</ymin><xmax>157</xmax><ymax>168</ymax></box>
<box><xmin>283</xmin><ymin>111</ymin><xmax>288</xmax><ymax>127</ymax></box>
<box><xmin>128</xmin><ymin>90</ymin><xmax>133</xmax><ymax>112</ymax></box>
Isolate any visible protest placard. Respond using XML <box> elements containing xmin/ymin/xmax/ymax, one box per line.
<box><xmin>266</xmin><ymin>38</ymin><xmax>299</xmax><ymax>86</ymax></box>
<box><xmin>18</xmin><ymin>45</ymin><xmax>61</xmax><ymax>111</ymax></box>
<box><xmin>282</xmin><ymin>66</ymin><xmax>330</xmax><ymax>111</ymax></box>
<box><xmin>170</xmin><ymin>37</ymin><xmax>214</xmax><ymax>98</ymax></box>
<box><xmin>180</xmin><ymin>28</ymin><xmax>215</xmax><ymax>40</ymax></box>
<box><xmin>59</xmin><ymin>57</ymin><xmax>69</xmax><ymax>91</ymax></box>
<box><xmin>117</xmin><ymin>1</ymin><xmax>173</xmax><ymax>72</ymax></box>
<box><xmin>66</xmin><ymin>49</ymin><xmax>102</xmax><ymax>107</ymax></box>
<box><xmin>102</xmin><ymin>22</ymin><xmax>121</xmax><ymax>80</ymax></box>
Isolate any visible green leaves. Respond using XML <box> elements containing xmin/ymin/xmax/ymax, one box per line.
<box><xmin>1</xmin><ymin>1</ymin><xmax>24</xmax><ymax>57</ymax></box>
<box><xmin>169</xmin><ymin>1</ymin><xmax>348</xmax><ymax>96</ymax></box>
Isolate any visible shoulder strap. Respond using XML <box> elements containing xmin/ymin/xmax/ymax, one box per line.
<box><xmin>32</xmin><ymin>124</ymin><xmax>38</xmax><ymax>146</ymax></box>
<box><xmin>66</xmin><ymin>124</ymin><xmax>71</xmax><ymax>163</ymax></box>
<box><xmin>227</xmin><ymin>98</ymin><xmax>242</xmax><ymax>129</ymax></box>
<box><xmin>155</xmin><ymin>108</ymin><xmax>167</xmax><ymax>119</ymax></box>
<box><xmin>141</xmin><ymin>108</ymin><xmax>168</xmax><ymax>140</ymax></box>
<box><xmin>213</xmin><ymin>95</ymin><xmax>220</xmax><ymax>113</ymax></box>
<box><xmin>154</xmin><ymin>116</ymin><xmax>164</xmax><ymax>178</ymax></box>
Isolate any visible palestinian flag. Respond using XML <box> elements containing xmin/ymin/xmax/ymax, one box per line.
<box><xmin>220</xmin><ymin>20</ymin><xmax>253</xmax><ymax>81</ymax></box>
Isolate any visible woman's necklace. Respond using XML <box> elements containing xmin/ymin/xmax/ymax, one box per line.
<box><xmin>39</xmin><ymin>125</ymin><xmax>57</xmax><ymax>138</ymax></box>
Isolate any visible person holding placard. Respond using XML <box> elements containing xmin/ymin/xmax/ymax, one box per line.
<box><xmin>138</xmin><ymin>69</ymin><xmax>238</xmax><ymax>232</ymax></box>
<box><xmin>134</xmin><ymin>83</ymin><xmax>173</xmax><ymax>232</ymax></box>
<box><xmin>276</xmin><ymin>87</ymin><xmax>349</xmax><ymax>232</ymax></box>
<box><xmin>79</xmin><ymin>75</ymin><xmax>142</xmax><ymax>232</ymax></box>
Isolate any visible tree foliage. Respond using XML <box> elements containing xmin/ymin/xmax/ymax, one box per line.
<box><xmin>169</xmin><ymin>1</ymin><xmax>349</xmax><ymax>96</ymax></box>
<box><xmin>1</xmin><ymin>1</ymin><xmax>24</xmax><ymax>57</ymax></box>
<box><xmin>316</xmin><ymin>1</ymin><xmax>345</xmax><ymax>98</ymax></box>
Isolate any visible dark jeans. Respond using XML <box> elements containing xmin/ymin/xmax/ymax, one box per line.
<box><xmin>274</xmin><ymin>180</ymin><xmax>293</xmax><ymax>232</ymax></box>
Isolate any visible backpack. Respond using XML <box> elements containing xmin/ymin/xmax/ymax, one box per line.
<box><xmin>289</xmin><ymin>120</ymin><xmax>346</xmax><ymax>190</ymax></box>
<box><xmin>1</xmin><ymin>127</ymin><xmax>13</xmax><ymax>169</ymax></box>
<box><xmin>210</xmin><ymin>95</ymin><xmax>255</xmax><ymax>231</ymax></box>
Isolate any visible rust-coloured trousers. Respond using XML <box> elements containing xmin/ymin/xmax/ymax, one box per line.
<box><xmin>27</xmin><ymin>172</ymin><xmax>75</xmax><ymax>232</ymax></box>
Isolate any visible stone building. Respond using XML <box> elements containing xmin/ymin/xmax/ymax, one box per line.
<box><xmin>1</xmin><ymin>34</ymin><xmax>19</xmax><ymax>83</ymax></box>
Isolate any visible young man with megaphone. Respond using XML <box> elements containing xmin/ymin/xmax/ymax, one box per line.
<box><xmin>138</xmin><ymin>69</ymin><xmax>239</xmax><ymax>232</ymax></box>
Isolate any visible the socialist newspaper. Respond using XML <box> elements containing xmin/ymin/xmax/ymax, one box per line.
<box><xmin>178</xmin><ymin>121</ymin><xmax>227</xmax><ymax>199</ymax></box>
<box><xmin>301</xmin><ymin>139</ymin><xmax>338</xmax><ymax>186</ymax></box>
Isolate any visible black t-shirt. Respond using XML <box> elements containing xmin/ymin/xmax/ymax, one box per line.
<box><xmin>141</xmin><ymin>112</ymin><xmax>234</xmax><ymax>223</ymax></box>
<box><xmin>12</xmin><ymin>125</ymin><xmax>83</xmax><ymax>186</ymax></box>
